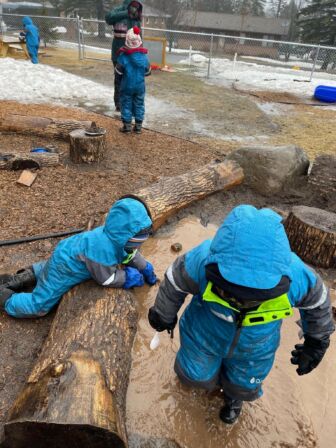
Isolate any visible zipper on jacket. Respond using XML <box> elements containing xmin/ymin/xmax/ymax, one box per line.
<box><xmin>227</xmin><ymin>312</ymin><xmax>245</xmax><ymax>359</ymax></box>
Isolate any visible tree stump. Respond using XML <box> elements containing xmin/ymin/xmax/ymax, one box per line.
<box><xmin>308</xmin><ymin>155</ymin><xmax>336</xmax><ymax>198</ymax></box>
<box><xmin>284</xmin><ymin>206</ymin><xmax>336</xmax><ymax>268</ymax></box>
<box><xmin>69</xmin><ymin>129</ymin><xmax>106</xmax><ymax>164</ymax></box>
<box><xmin>1</xmin><ymin>160</ymin><xmax>244</xmax><ymax>448</ymax></box>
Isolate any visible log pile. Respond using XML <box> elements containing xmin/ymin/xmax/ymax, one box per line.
<box><xmin>1</xmin><ymin>160</ymin><xmax>244</xmax><ymax>448</ymax></box>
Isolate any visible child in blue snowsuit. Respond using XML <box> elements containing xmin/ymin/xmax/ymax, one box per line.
<box><xmin>0</xmin><ymin>198</ymin><xmax>157</xmax><ymax>318</ymax></box>
<box><xmin>21</xmin><ymin>16</ymin><xmax>40</xmax><ymax>64</ymax></box>
<box><xmin>115</xmin><ymin>26</ymin><xmax>151</xmax><ymax>134</ymax></box>
<box><xmin>148</xmin><ymin>205</ymin><xmax>334</xmax><ymax>424</ymax></box>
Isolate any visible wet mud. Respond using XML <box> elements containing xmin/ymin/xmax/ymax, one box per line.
<box><xmin>128</xmin><ymin>217</ymin><xmax>336</xmax><ymax>448</ymax></box>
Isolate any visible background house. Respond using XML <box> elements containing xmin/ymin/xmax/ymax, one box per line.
<box><xmin>176</xmin><ymin>11</ymin><xmax>290</xmax><ymax>57</ymax></box>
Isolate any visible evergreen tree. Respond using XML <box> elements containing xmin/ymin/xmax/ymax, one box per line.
<box><xmin>298</xmin><ymin>0</ymin><xmax>336</xmax><ymax>45</ymax></box>
<box><xmin>232</xmin><ymin>0</ymin><xmax>266</xmax><ymax>17</ymax></box>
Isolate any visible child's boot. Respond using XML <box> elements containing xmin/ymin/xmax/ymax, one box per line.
<box><xmin>134</xmin><ymin>121</ymin><xmax>142</xmax><ymax>134</ymax></box>
<box><xmin>120</xmin><ymin>122</ymin><xmax>132</xmax><ymax>133</ymax></box>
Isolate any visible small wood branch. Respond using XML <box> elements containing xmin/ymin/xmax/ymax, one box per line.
<box><xmin>284</xmin><ymin>206</ymin><xmax>336</xmax><ymax>268</ymax></box>
<box><xmin>0</xmin><ymin>114</ymin><xmax>93</xmax><ymax>140</ymax></box>
<box><xmin>69</xmin><ymin>129</ymin><xmax>106</xmax><ymax>164</ymax></box>
<box><xmin>0</xmin><ymin>151</ymin><xmax>59</xmax><ymax>170</ymax></box>
<box><xmin>2</xmin><ymin>159</ymin><xmax>244</xmax><ymax>448</ymax></box>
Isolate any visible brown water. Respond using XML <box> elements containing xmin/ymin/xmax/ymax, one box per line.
<box><xmin>127</xmin><ymin>217</ymin><xmax>335</xmax><ymax>448</ymax></box>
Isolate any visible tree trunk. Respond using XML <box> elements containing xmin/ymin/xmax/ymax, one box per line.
<box><xmin>2</xmin><ymin>160</ymin><xmax>244</xmax><ymax>448</ymax></box>
<box><xmin>308</xmin><ymin>155</ymin><xmax>336</xmax><ymax>199</ymax></box>
<box><xmin>0</xmin><ymin>151</ymin><xmax>59</xmax><ymax>170</ymax></box>
<box><xmin>284</xmin><ymin>206</ymin><xmax>336</xmax><ymax>268</ymax></box>
<box><xmin>0</xmin><ymin>114</ymin><xmax>93</xmax><ymax>140</ymax></box>
<box><xmin>69</xmin><ymin>129</ymin><xmax>106</xmax><ymax>164</ymax></box>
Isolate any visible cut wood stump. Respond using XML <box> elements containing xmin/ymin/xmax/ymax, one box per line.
<box><xmin>284</xmin><ymin>206</ymin><xmax>336</xmax><ymax>268</ymax></box>
<box><xmin>69</xmin><ymin>129</ymin><xmax>106</xmax><ymax>164</ymax></box>
<box><xmin>2</xmin><ymin>160</ymin><xmax>244</xmax><ymax>448</ymax></box>
<box><xmin>308</xmin><ymin>154</ymin><xmax>336</xmax><ymax>199</ymax></box>
<box><xmin>0</xmin><ymin>114</ymin><xmax>93</xmax><ymax>140</ymax></box>
<box><xmin>0</xmin><ymin>151</ymin><xmax>59</xmax><ymax>170</ymax></box>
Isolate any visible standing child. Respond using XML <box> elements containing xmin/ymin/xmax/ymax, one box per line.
<box><xmin>115</xmin><ymin>26</ymin><xmax>151</xmax><ymax>134</ymax></box>
<box><xmin>20</xmin><ymin>16</ymin><xmax>40</xmax><ymax>64</ymax></box>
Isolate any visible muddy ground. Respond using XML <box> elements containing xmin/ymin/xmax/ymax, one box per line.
<box><xmin>0</xmin><ymin>52</ymin><xmax>335</xmax><ymax>446</ymax></box>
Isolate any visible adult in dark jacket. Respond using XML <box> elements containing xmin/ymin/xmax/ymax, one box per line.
<box><xmin>105</xmin><ymin>1</ymin><xmax>143</xmax><ymax>111</ymax></box>
<box><xmin>116</xmin><ymin>26</ymin><xmax>151</xmax><ymax>133</ymax></box>
<box><xmin>148</xmin><ymin>205</ymin><xmax>334</xmax><ymax>424</ymax></box>
<box><xmin>21</xmin><ymin>16</ymin><xmax>40</xmax><ymax>64</ymax></box>
<box><xmin>0</xmin><ymin>198</ymin><xmax>157</xmax><ymax>318</ymax></box>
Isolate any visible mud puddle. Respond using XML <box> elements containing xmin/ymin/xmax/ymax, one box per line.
<box><xmin>127</xmin><ymin>216</ymin><xmax>336</xmax><ymax>448</ymax></box>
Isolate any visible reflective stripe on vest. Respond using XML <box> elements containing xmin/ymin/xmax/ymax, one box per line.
<box><xmin>203</xmin><ymin>281</ymin><xmax>293</xmax><ymax>327</ymax></box>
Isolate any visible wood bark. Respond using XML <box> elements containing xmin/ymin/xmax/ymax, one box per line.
<box><xmin>2</xmin><ymin>159</ymin><xmax>244</xmax><ymax>448</ymax></box>
<box><xmin>284</xmin><ymin>206</ymin><xmax>336</xmax><ymax>268</ymax></box>
<box><xmin>308</xmin><ymin>154</ymin><xmax>336</xmax><ymax>199</ymax></box>
<box><xmin>69</xmin><ymin>129</ymin><xmax>106</xmax><ymax>164</ymax></box>
<box><xmin>0</xmin><ymin>151</ymin><xmax>59</xmax><ymax>170</ymax></box>
<box><xmin>0</xmin><ymin>114</ymin><xmax>92</xmax><ymax>140</ymax></box>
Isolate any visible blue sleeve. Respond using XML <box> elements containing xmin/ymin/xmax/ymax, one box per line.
<box><xmin>185</xmin><ymin>240</ymin><xmax>212</xmax><ymax>290</ymax></box>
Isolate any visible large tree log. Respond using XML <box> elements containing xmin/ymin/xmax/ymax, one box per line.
<box><xmin>0</xmin><ymin>151</ymin><xmax>59</xmax><ymax>170</ymax></box>
<box><xmin>1</xmin><ymin>160</ymin><xmax>244</xmax><ymax>448</ymax></box>
<box><xmin>284</xmin><ymin>206</ymin><xmax>336</xmax><ymax>268</ymax></box>
<box><xmin>0</xmin><ymin>114</ymin><xmax>93</xmax><ymax>140</ymax></box>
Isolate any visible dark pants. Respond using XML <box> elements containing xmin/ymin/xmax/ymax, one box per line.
<box><xmin>113</xmin><ymin>61</ymin><xmax>122</xmax><ymax>110</ymax></box>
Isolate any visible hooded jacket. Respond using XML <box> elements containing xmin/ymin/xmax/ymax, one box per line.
<box><xmin>4</xmin><ymin>198</ymin><xmax>152</xmax><ymax>318</ymax></box>
<box><xmin>22</xmin><ymin>16</ymin><xmax>39</xmax><ymax>47</ymax></box>
<box><xmin>105</xmin><ymin>0</ymin><xmax>142</xmax><ymax>63</ymax></box>
<box><xmin>152</xmin><ymin>205</ymin><xmax>334</xmax><ymax>393</ymax></box>
<box><xmin>116</xmin><ymin>49</ymin><xmax>151</xmax><ymax>94</ymax></box>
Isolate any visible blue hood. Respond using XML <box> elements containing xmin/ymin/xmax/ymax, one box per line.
<box><xmin>22</xmin><ymin>16</ymin><xmax>33</xmax><ymax>26</ymax></box>
<box><xmin>206</xmin><ymin>205</ymin><xmax>292</xmax><ymax>289</ymax></box>
<box><xmin>103</xmin><ymin>198</ymin><xmax>152</xmax><ymax>260</ymax></box>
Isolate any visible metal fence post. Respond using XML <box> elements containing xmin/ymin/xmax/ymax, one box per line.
<box><xmin>76</xmin><ymin>15</ymin><xmax>82</xmax><ymax>60</ymax></box>
<box><xmin>309</xmin><ymin>45</ymin><xmax>320</xmax><ymax>82</ymax></box>
<box><xmin>207</xmin><ymin>34</ymin><xmax>214</xmax><ymax>79</ymax></box>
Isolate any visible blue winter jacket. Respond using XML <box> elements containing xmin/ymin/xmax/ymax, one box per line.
<box><xmin>22</xmin><ymin>16</ymin><xmax>40</xmax><ymax>47</ymax></box>
<box><xmin>117</xmin><ymin>49</ymin><xmax>151</xmax><ymax>94</ymax></box>
<box><xmin>5</xmin><ymin>198</ymin><xmax>152</xmax><ymax>318</ymax></box>
<box><xmin>153</xmin><ymin>205</ymin><xmax>334</xmax><ymax>396</ymax></box>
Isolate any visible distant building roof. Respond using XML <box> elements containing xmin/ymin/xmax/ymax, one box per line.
<box><xmin>177</xmin><ymin>11</ymin><xmax>290</xmax><ymax>36</ymax></box>
<box><xmin>142</xmin><ymin>2</ymin><xmax>170</xmax><ymax>19</ymax></box>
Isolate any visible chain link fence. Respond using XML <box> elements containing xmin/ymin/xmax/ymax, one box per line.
<box><xmin>1</xmin><ymin>13</ymin><xmax>336</xmax><ymax>82</ymax></box>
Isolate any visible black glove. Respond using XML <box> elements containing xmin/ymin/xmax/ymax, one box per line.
<box><xmin>128</xmin><ymin>6</ymin><xmax>139</xmax><ymax>19</ymax></box>
<box><xmin>291</xmin><ymin>335</ymin><xmax>330</xmax><ymax>376</ymax></box>
<box><xmin>148</xmin><ymin>307</ymin><xmax>177</xmax><ymax>333</ymax></box>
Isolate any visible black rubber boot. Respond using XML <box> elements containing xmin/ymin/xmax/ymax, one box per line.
<box><xmin>120</xmin><ymin>122</ymin><xmax>132</xmax><ymax>133</ymax></box>
<box><xmin>219</xmin><ymin>396</ymin><xmax>243</xmax><ymax>424</ymax></box>
<box><xmin>134</xmin><ymin>121</ymin><xmax>142</xmax><ymax>134</ymax></box>
<box><xmin>0</xmin><ymin>267</ymin><xmax>36</xmax><ymax>292</ymax></box>
<box><xmin>0</xmin><ymin>288</ymin><xmax>14</xmax><ymax>311</ymax></box>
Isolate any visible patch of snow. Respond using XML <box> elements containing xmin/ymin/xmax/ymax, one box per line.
<box><xmin>0</xmin><ymin>58</ymin><xmax>188</xmax><ymax>126</ymax></box>
<box><xmin>52</xmin><ymin>26</ymin><xmax>67</xmax><ymax>34</ymax></box>
<box><xmin>184</xmin><ymin>55</ymin><xmax>336</xmax><ymax>98</ymax></box>
<box><xmin>241</xmin><ymin>55</ymin><xmax>315</xmax><ymax>69</ymax></box>
<box><xmin>256</xmin><ymin>102</ymin><xmax>293</xmax><ymax>116</ymax></box>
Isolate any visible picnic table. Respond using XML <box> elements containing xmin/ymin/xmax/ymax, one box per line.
<box><xmin>0</xmin><ymin>35</ymin><xmax>29</xmax><ymax>59</ymax></box>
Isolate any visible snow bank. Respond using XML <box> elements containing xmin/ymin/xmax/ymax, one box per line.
<box><xmin>0</xmin><ymin>58</ymin><xmax>187</xmax><ymax>124</ymax></box>
<box><xmin>181</xmin><ymin>54</ymin><xmax>336</xmax><ymax>98</ymax></box>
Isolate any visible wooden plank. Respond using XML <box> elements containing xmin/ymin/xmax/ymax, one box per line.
<box><xmin>16</xmin><ymin>170</ymin><xmax>38</xmax><ymax>187</ymax></box>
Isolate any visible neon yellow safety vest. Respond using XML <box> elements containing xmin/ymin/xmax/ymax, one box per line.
<box><xmin>203</xmin><ymin>281</ymin><xmax>293</xmax><ymax>327</ymax></box>
<box><xmin>122</xmin><ymin>249</ymin><xmax>137</xmax><ymax>264</ymax></box>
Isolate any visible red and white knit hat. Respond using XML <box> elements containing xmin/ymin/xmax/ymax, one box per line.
<box><xmin>125</xmin><ymin>26</ymin><xmax>142</xmax><ymax>49</ymax></box>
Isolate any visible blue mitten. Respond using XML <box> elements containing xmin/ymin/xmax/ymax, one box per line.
<box><xmin>124</xmin><ymin>267</ymin><xmax>144</xmax><ymax>289</ymax></box>
<box><xmin>141</xmin><ymin>261</ymin><xmax>157</xmax><ymax>286</ymax></box>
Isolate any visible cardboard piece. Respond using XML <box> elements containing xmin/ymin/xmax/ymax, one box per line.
<box><xmin>17</xmin><ymin>170</ymin><xmax>38</xmax><ymax>187</ymax></box>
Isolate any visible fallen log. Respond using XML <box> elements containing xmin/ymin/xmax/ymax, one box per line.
<box><xmin>2</xmin><ymin>160</ymin><xmax>244</xmax><ymax>448</ymax></box>
<box><xmin>284</xmin><ymin>205</ymin><xmax>336</xmax><ymax>268</ymax></box>
<box><xmin>0</xmin><ymin>151</ymin><xmax>59</xmax><ymax>170</ymax></box>
<box><xmin>0</xmin><ymin>114</ymin><xmax>93</xmax><ymax>140</ymax></box>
